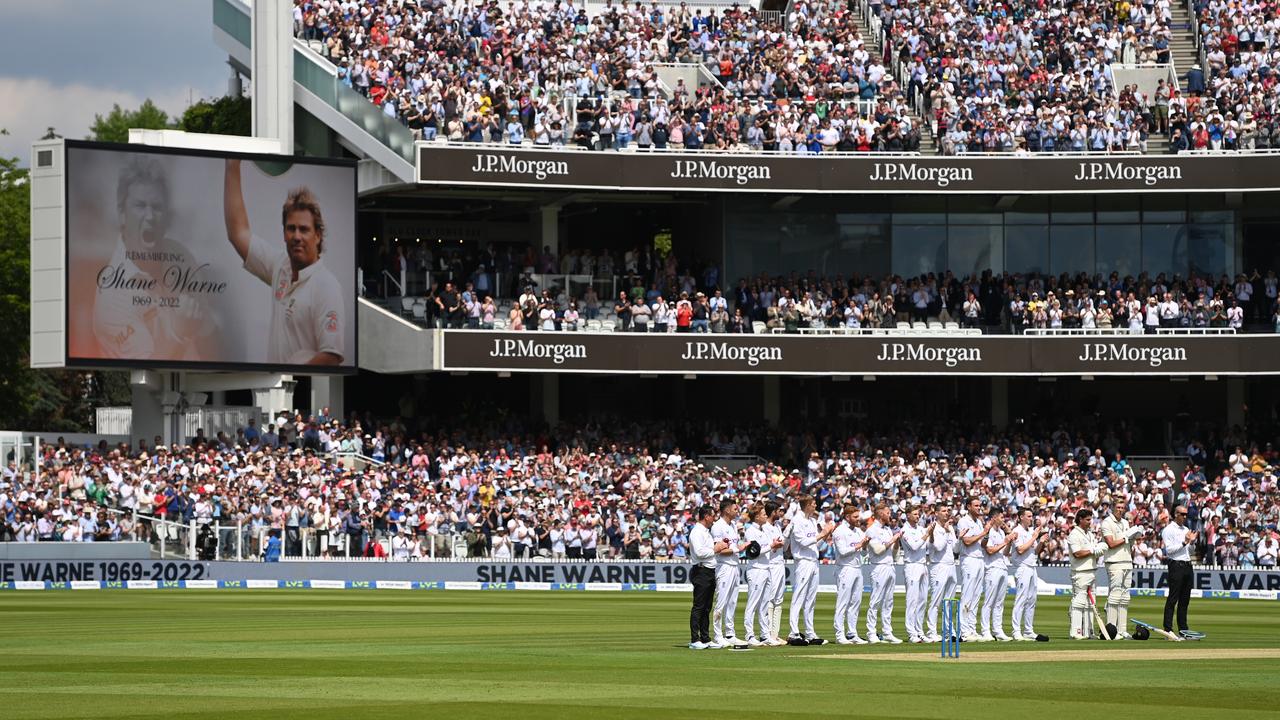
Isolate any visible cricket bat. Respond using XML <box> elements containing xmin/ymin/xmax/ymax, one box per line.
<box><xmin>1087</xmin><ymin>587</ymin><xmax>1116</xmax><ymax>640</ymax></box>
<box><xmin>1133</xmin><ymin>619</ymin><xmax>1185</xmax><ymax>642</ymax></box>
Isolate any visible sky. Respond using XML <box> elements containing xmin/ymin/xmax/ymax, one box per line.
<box><xmin>0</xmin><ymin>0</ymin><xmax>229</xmax><ymax>164</ymax></box>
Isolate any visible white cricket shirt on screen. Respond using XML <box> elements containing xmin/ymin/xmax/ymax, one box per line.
<box><xmin>243</xmin><ymin>234</ymin><xmax>346</xmax><ymax>364</ymax></box>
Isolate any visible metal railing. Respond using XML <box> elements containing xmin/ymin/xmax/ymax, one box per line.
<box><xmin>1023</xmin><ymin>326</ymin><xmax>1240</xmax><ymax>335</ymax></box>
<box><xmin>770</xmin><ymin>325</ymin><xmax>982</xmax><ymax>335</ymax></box>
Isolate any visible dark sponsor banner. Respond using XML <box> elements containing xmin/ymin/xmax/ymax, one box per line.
<box><xmin>5</xmin><ymin>560</ymin><xmax>1276</xmax><ymax>592</ymax></box>
<box><xmin>418</xmin><ymin>145</ymin><xmax>1280</xmax><ymax>194</ymax></box>
<box><xmin>442</xmin><ymin>330</ymin><xmax>1280</xmax><ymax>376</ymax></box>
<box><xmin>0</xmin><ymin>560</ymin><xmax>209</xmax><ymax>583</ymax></box>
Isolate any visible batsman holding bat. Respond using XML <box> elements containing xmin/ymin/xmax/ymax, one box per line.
<box><xmin>1101</xmin><ymin>498</ymin><xmax>1146</xmax><ymax>639</ymax></box>
<box><xmin>1067</xmin><ymin>508</ymin><xmax>1107</xmax><ymax>639</ymax></box>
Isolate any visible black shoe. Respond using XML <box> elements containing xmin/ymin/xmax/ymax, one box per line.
<box><xmin>787</xmin><ymin>636</ymin><xmax>809</xmax><ymax>646</ymax></box>
<box><xmin>806</xmin><ymin>636</ymin><xmax>826</xmax><ymax>646</ymax></box>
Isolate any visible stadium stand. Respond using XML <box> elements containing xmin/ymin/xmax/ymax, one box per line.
<box><xmin>291</xmin><ymin>0</ymin><xmax>1280</xmax><ymax>154</ymax></box>
<box><xmin>4</xmin><ymin>413</ymin><xmax>1277</xmax><ymax>567</ymax></box>
<box><xmin>371</xmin><ymin>257</ymin><xmax>1280</xmax><ymax>334</ymax></box>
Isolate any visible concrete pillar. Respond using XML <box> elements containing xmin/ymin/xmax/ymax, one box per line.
<box><xmin>991</xmin><ymin>377</ymin><xmax>1009</xmax><ymax>430</ymax></box>
<box><xmin>1227</xmin><ymin>378</ymin><xmax>1245</xmax><ymax>429</ymax></box>
<box><xmin>251</xmin><ymin>376</ymin><xmax>297</xmax><ymax>421</ymax></box>
<box><xmin>252</xmin><ymin>0</ymin><xmax>293</xmax><ymax>152</ymax></box>
<box><xmin>530</xmin><ymin>375</ymin><xmax>559</xmax><ymax>427</ymax></box>
<box><xmin>129</xmin><ymin>378</ymin><xmax>165</xmax><ymax>451</ymax></box>
<box><xmin>311</xmin><ymin>376</ymin><xmax>345</xmax><ymax>422</ymax></box>
<box><xmin>541</xmin><ymin>206</ymin><xmax>560</xmax><ymax>259</ymax></box>
<box><xmin>763</xmin><ymin>376</ymin><xmax>780</xmax><ymax>427</ymax></box>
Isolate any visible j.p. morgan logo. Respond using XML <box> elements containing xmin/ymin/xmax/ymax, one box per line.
<box><xmin>470</xmin><ymin>153</ymin><xmax>569</xmax><ymax>180</ymax></box>
<box><xmin>868</xmin><ymin>162</ymin><xmax>973</xmax><ymax>187</ymax></box>
<box><xmin>670</xmin><ymin>160</ymin><xmax>771</xmax><ymax>186</ymax></box>
<box><xmin>681</xmin><ymin>341</ymin><xmax>782</xmax><ymax>366</ymax></box>
<box><xmin>1073</xmin><ymin>162</ymin><xmax>1183</xmax><ymax>186</ymax></box>
<box><xmin>1078</xmin><ymin>343</ymin><xmax>1187</xmax><ymax>367</ymax></box>
<box><xmin>876</xmin><ymin>343</ymin><xmax>981</xmax><ymax>367</ymax></box>
<box><xmin>489</xmin><ymin>338</ymin><xmax>586</xmax><ymax>364</ymax></box>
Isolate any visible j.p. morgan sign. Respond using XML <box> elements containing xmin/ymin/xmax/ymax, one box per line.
<box><xmin>442</xmin><ymin>331</ymin><xmax>1280</xmax><ymax>376</ymax></box>
<box><xmin>418</xmin><ymin>145</ymin><xmax>1280</xmax><ymax>194</ymax></box>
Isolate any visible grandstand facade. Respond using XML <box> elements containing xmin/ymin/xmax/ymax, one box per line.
<box><xmin>195</xmin><ymin>0</ymin><xmax>1280</xmax><ymax>449</ymax></box>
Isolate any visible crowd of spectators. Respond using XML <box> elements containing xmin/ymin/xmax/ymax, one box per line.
<box><xmin>293</xmin><ymin>0</ymin><xmax>927</xmax><ymax>153</ymax></box>
<box><xmin>293</xmin><ymin>0</ymin><xmax>1280</xmax><ymax>156</ymax></box>
<box><xmin>2</xmin><ymin>409</ymin><xmax>1277</xmax><ymax>568</ymax></box>
<box><xmin>424</xmin><ymin>257</ymin><xmax>1280</xmax><ymax>333</ymax></box>
<box><xmin>1180</xmin><ymin>0</ymin><xmax>1280</xmax><ymax>151</ymax></box>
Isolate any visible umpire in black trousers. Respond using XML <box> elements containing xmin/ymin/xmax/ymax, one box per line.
<box><xmin>688</xmin><ymin>505</ymin><xmax>718</xmax><ymax>648</ymax></box>
<box><xmin>1162</xmin><ymin>507</ymin><xmax>1196</xmax><ymax>632</ymax></box>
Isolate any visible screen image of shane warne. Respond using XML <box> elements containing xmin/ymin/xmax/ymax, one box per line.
<box><xmin>65</xmin><ymin>142</ymin><xmax>357</xmax><ymax>371</ymax></box>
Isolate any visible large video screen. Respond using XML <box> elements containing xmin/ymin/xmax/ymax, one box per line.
<box><xmin>65</xmin><ymin>141</ymin><xmax>357</xmax><ymax>372</ymax></box>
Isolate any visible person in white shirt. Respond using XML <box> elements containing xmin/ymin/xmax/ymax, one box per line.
<box><xmin>1100</xmin><ymin>498</ymin><xmax>1146</xmax><ymax>638</ymax></box>
<box><xmin>392</xmin><ymin>527</ymin><xmax>415</xmax><ymax>560</ymax></box>
<box><xmin>1162</xmin><ymin>506</ymin><xmax>1197</xmax><ymax>634</ymax></box>
<box><xmin>581</xmin><ymin>520</ymin><xmax>599</xmax><ymax>560</ymax></box>
<box><xmin>743</xmin><ymin>502</ymin><xmax>784</xmax><ymax>646</ymax></box>
<box><xmin>832</xmin><ymin>504</ymin><xmax>869</xmax><ymax>645</ymax></box>
<box><xmin>925</xmin><ymin>503</ymin><xmax>958</xmax><ymax>643</ymax></box>
<box><xmin>762</xmin><ymin>501</ymin><xmax>789</xmax><ymax>646</ymax></box>
<box><xmin>1009</xmin><ymin>507</ymin><xmax>1044</xmax><ymax>641</ymax></box>
<box><xmin>956</xmin><ymin>497</ymin><xmax>992</xmax><ymax>641</ymax></box>
<box><xmin>710</xmin><ymin>499</ymin><xmax>749</xmax><ymax>648</ymax></box>
<box><xmin>900</xmin><ymin>504</ymin><xmax>930</xmax><ymax>643</ymax></box>
<box><xmin>490</xmin><ymin>528</ymin><xmax>512</xmax><ymax>559</ymax></box>
<box><xmin>980</xmin><ymin>508</ymin><xmax>1014</xmax><ymax>642</ymax></box>
<box><xmin>1067</xmin><ymin>509</ymin><xmax>1108</xmax><ymax>639</ymax></box>
<box><xmin>1257</xmin><ymin>534</ymin><xmax>1279</xmax><ymax>568</ymax></box>
<box><xmin>787</xmin><ymin>494</ymin><xmax>836</xmax><ymax>645</ymax></box>
<box><xmin>549</xmin><ymin>521</ymin><xmax>566</xmax><ymax>560</ymax></box>
<box><xmin>224</xmin><ymin>159</ymin><xmax>346</xmax><ymax>365</ymax></box>
<box><xmin>688</xmin><ymin>505</ymin><xmax>718</xmax><ymax>649</ymax></box>
<box><xmin>865</xmin><ymin>503</ymin><xmax>904</xmax><ymax>644</ymax></box>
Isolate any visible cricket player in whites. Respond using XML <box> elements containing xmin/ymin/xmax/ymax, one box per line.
<box><xmin>980</xmin><ymin>507</ymin><xmax>1014</xmax><ymax>642</ymax></box>
<box><xmin>1067</xmin><ymin>508</ymin><xmax>1108</xmax><ymax>639</ymax></box>
<box><xmin>743</xmin><ymin>502</ymin><xmax>785</xmax><ymax>646</ymax></box>
<box><xmin>1009</xmin><ymin>507</ymin><xmax>1044</xmax><ymax>640</ymax></box>
<box><xmin>865</xmin><ymin>503</ymin><xmax>904</xmax><ymax>644</ymax></box>
<box><xmin>900</xmin><ymin>503</ymin><xmax>931</xmax><ymax>643</ymax></box>
<box><xmin>925</xmin><ymin>503</ymin><xmax>958</xmax><ymax>643</ymax></box>
<box><xmin>763</xmin><ymin>501</ymin><xmax>789</xmax><ymax>645</ymax></box>
<box><xmin>1101</xmin><ymin>498</ymin><xmax>1146</xmax><ymax>638</ymax></box>
<box><xmin>711</xmin><ymin>499</ymin><xmax>749</xmax><ymax>648</ymax></box>
<box><xmin>832</xmin><ymin>504</ymin><xmax>869</xmax><ymax>644</ymax></box>
<box><xmin>957</xmin><ymin>497</ymin><xmax>993</xmax><ymax>641</ymax></box>
<box><xmin>788</xmin><ymin>495</ymin><xmax>837</xmax><ymax>645</ymax></box>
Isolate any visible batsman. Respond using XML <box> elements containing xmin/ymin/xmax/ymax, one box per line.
<box><xmin>1100</xmin><ymin>498</ymin><xmax>1146</xmax><ymax>639</ymax></box>
<box><xmin>1067</xmin><ymin>508</ymin><xmax>1107</xmax><ymax>639</ymax></box>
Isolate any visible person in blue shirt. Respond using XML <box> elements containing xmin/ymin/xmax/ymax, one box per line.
<box><xmin>263</xmin><ymin>530</ymin><xmax>283</xmax><ymax>562</ymax></box>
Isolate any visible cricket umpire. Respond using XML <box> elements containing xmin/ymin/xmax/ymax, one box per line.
<box><xmin>688</xmin><ymin>505</ymin><xmax>718</xmax><ymax>649</ymax></box>
<box><xmin>1161</xmin><ymin>505</ymin><xmax>1197</xmax><ymax>635</ymax></box>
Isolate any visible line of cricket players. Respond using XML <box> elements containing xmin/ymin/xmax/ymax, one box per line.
<box><xmin>700</xmin><ymin>493</ymin><xmax>1144</xmax><ymax>648</ymax></box>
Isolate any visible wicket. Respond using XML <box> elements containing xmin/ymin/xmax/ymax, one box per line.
<box><xmin>940</xmin><ymin>598</ymin><xmax>960</xmax><ymax>658</ymax></box>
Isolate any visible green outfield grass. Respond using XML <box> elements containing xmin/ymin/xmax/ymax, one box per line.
<box><xmin>0</xmin><ymin>591</ymin><xmax>1276</xmax><ymax>719</ymax></box>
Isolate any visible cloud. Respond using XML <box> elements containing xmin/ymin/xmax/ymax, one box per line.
<box><xmin>0</xmin><ymin>77</ymin><xmax>195</xmax><ymax>163</ymax></box>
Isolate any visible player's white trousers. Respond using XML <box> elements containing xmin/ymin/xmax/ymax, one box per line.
<box><xmin>904</xmin><ymin>562</ymin><xmax>928</xmax><ymax>640</ymax></box>
<box><xmin>866</xmin><ymin>563</ymin><xmax>896</xmax><ymax>637</ymax></box>
<box><xmin>712</xmin><ymin>564</ymin><xmax>740</xmax><ymax>641</ymax></box>
<box><xmin>927</xmin><ymin>563</ymin><xmax>957</xmax><ymax>637</ymax></box>
<box><xmin>1012</xmin><ymin>564</ymin><xmax>1038</xmax><ymax>637</ymax></box>
<box><xmin>833</xmin><ymin>564</ymin><xmax>864</xmax><ymax>638</ymax></box>
<box><xmin>743</xmin><ymin>565</ymin><xmax>771</xmax><ymax>639</ymax></box>
<box><xmin>981</xmin><ymin>567</ymin><xmax>1009</xmax><ymax>636</ymax></box>
<box><xmin>789</xmin><ymin>559</ymin><xmax>819</xmax><ymax>638</ymax></box>
<box><xmin>959</xmin><ymin>557</ymin><xmax>986</xmax><ymax>637</ymax></box>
